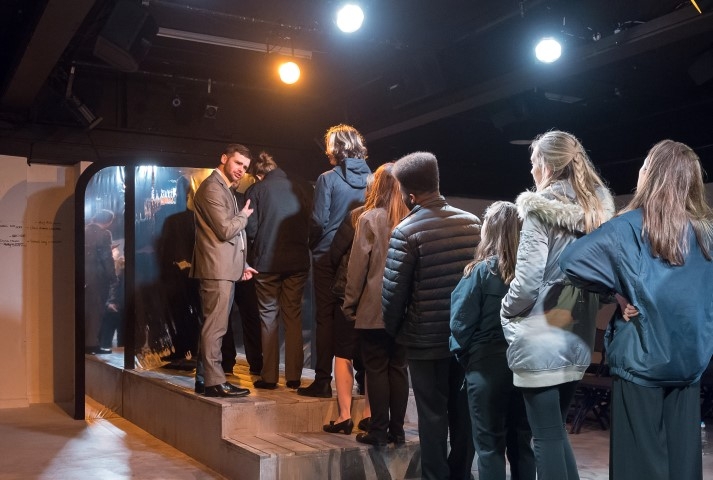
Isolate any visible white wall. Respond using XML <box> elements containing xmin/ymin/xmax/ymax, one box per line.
<box><xmin>0</xmin><ymin>156</ymin><xmax>78</xmax><ymax>409</ymax></box>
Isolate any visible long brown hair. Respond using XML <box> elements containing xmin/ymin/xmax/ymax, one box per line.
<box><xmin>463</xmin><ymin>201</ymin><xmax>521</xmax><ymax>284</ymax></box>
<box><xmin>354</xmin><ymin>162</ymin><xmax>408</xmax><ymax>229</ymax></box>
<box><xmin>531</xmin><ymin>130</ymin><xmax>609</xmax><ymax>233</ymax></box>
<box><xmin>623</xmin><ymin>139</ymin><xmax>713</xmax><ymax>265</ymax></box>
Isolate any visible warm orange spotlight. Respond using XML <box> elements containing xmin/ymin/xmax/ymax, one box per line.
<box><xmin>279</xmin><ymin>61</ymin><xmax>300</xmax><ymax>84</ymax></box>
<box><xmin>691</xmin><ymin>0</ymin><xmax>702</xmax><ymax>13</ymax></box>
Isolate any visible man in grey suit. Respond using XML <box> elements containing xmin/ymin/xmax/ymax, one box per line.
<box><xmin>191</xmin><ymin>143</ymin><xmax>256</xmax><ymax>397</ymax></box>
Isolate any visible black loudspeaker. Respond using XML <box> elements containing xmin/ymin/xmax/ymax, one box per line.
<box><xmin>688</xmin><ymin>49</ymin><xmax>713</xmax><ymax>86</ymax></box>
<box><xmin>93</xmin><ymin>1</ymin><xmax>158</xmax><ymax>72</ymax></box>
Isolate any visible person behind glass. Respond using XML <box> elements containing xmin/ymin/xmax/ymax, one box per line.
<box><xmin>560</xmin><ymin>139</ymin><xmax>713</xmax><ymax>480</ymax></box>
<box><xmin>383</xmin><ymin>152</ymin><xmax>480</xmax><ymax>479</ymax></box>
<box><xmin>245</xmin><ymin>151</ymin><xmax>312</xmax><ymax>390</ymax></box>
<box><xmin>100</xmin><ymin>246</ymin><xmax>125</xmax><ymax>350</ymax></box>
<box><xmin>500</xmin><ymin>130</ymin><xmax>615</xmax><ymax>480</ymax></box>
<box><xmin>157</xmin><ymin>175</ymin><xmax>202</xmax><ymax>363</ymax></box>
<box><xmin>336</xmin><ymin>162</ymin><xmax>410</xmax><ymax>447</ymax></box>
<box><xmin>449</xmin><ymin>201</ymin><xmax>535</xmax><ymax>480</ymax></box>
<box><xmin>298</xmin><ymin>124</ymin><xmax>371</xmax><ymax>398</ymax></box>
<box><xmin>85</xmin><ymin>209</ymin><xmax>118</xmax><ymax>355</ymax></box>
<box><xmin>190</xmin><ymin>143</ymin><xmax>256</xmax><ymax>398</ymax></box>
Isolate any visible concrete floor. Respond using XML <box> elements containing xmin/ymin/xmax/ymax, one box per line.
<box><xmin>0</xmin><ymin>399</ymin><xmax>711</xmax><ymax>479</ymax></box>
<box><xmin>0</xmin><ymin>398</ymin><xmax>224</xmax><ymax>479</ymax></box>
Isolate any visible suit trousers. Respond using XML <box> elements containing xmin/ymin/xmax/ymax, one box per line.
<box><xmin>196</xmin><ymin>279</ymin><xmax>235</xmax><ymax>387</ymax></box>
<box><xmin>311</xmin><ymin>254</ymin><xmax>337</xmax><ymax>382</ymax></box>
<box><xmin>610</xmin><ymin>377</ymin><xmax>701</xmax><ymax>480</ymax></box>
<box><xmin>409</xmin><ymin>356</ymin><xmax>475</xmax><ymax>480</ymax></box>
<box><xmin>254</xmin><ymin>271</ymin><xmax>307</xmax><ymax>383</ymax></box>
<box><xmin>360</xmin><ymin>329</ymin><xmax>409</xmax><ymax>442</ymax></box>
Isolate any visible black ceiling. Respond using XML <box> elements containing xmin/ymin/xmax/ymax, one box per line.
<box><xmin>2</xmin><ymin>0</ymin><xmax>713</xmax><ymax>199</ymax></box>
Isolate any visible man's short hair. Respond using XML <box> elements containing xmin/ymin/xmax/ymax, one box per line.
<box><xmin>393</xmin><ymin>151</ymin><xmax>440</xmax><ymax>194</ymax></box>
<box><xmin>223</xmin><ymin>143</ymin><xmax>253</xmax><ymax>162</ymax></box>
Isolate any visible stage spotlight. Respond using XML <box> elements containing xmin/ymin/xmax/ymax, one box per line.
<box><xmin>535</xmin><ymin>37</ymin><xmax>562</xmax><ymax>63</ymax></box>
<box><xmin>336</xmin><ymin>4</ymin><xmax>364</xmax><ymax>33</ymax></box>
<box><xmin>279</xmin><ymin>61</ymin><xmax>300</xmax><ymax>84</ymax></box>
<box><xmin>171</xmin><ymin>94</ymin><xmax>182</xmax><ymax>108</ymax></box>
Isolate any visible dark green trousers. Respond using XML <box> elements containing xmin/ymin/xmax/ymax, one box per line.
<box><xmin>611</xmin><ymin>377</ymin><xmax>702</xmax><ymax>480</ymax></box>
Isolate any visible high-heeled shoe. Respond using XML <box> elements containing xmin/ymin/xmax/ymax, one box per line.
<box><xmin>323</xmin><ymin>418</ymin><xmax>354</xmax><ymax>434</ymax></box>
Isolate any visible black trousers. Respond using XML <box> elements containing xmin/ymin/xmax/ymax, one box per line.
<box><xmin>233</xmin><ymin>277</ymin><xmax>263</xmax><ymax>373</ymax></box>
<box><xmin>610</xmin><ymin>377</ymin><xmax>702</xmax><ymax>480</ymax></box>
<box><xmin>221</xmin><ymin>278</ymin><xmax>263</xmax><ymax>373</ymax></box>
<box><xmin>409</xmin><ymin>356</ymin><xmax>475</xmax><ymax>480</ymax></box>
<box><xmin>360</xmin><ymin>329</ymin><xmax>409</xmax><ymax>442</ymax></box>
<box><xmin>311</xmin><ymin>254</ymin><xmax>336</xmax><ymax>383</ymax></box>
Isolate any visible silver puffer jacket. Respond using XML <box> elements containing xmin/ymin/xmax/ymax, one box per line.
<box><xmin>501</xmin><ymin>180</ymin><xmax>616</xmax><ymax>388</ymax></box>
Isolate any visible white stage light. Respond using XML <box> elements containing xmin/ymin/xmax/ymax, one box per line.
<box><xmin>336</xmin><ymin>4</ymin><xmax>364</xmax><ymax>33</ymax></box>
<box><xmin>535</xmin><ymin>37</ymin><xmax>562</xmax><ymax>63</ymax></box>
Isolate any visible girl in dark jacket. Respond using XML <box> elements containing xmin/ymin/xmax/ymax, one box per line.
<box><xmin>450</xmin><ymin>201</ymin><xmax>535</xmax><ymax>480</ymax></box>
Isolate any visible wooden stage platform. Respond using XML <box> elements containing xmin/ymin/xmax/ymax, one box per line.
<box><xmin>85</xmin><ymin>352</ymin><xmax>421</xmax><ymax>479</ymax></box>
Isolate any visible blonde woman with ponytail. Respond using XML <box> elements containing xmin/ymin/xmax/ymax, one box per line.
<box><xmin>500</xmin><ymin>130</ymin><xmax>615</xmax><ymax>480</ymax></box>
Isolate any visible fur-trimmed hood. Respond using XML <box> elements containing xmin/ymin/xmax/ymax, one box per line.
<box><xmin>502</xmin><ymin>179</ymin><xmax>616</xmax><ymax>388</ymax></box>
<box><xmin>515</xmin><ymin>180</ymin><xmax>616</xmax><ymax>234</ymax></box>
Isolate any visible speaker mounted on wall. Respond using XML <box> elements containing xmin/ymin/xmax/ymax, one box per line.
<box><xmin>93</xmin><ymin>1</ymin><xmax>158</xmax><ymax>72</ymax></box>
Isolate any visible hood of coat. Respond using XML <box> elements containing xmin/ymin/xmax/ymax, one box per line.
<box><xmin>515</xmin><ymin>180</ymin><xmax>616</xmax><ymax>234</ymax></box>
<box><xmin>334</xmin><ymin>157</ymin><xmax>370</xmax><ymax>188</ymax></box>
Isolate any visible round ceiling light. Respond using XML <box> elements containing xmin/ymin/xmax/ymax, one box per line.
<box><xmin>535</xmin><ymin>37</ymin><xmax>562</xmax><ymax>63</ymax></box>
<box><xmin>279</xmin><ymin>61</ymin><xmax>300</xmax><ymax>84</ymax></box>
<box><xmin>336</xmin><ymin>4</ymin><xmax>364</xmax><ymax>33</ymax></box>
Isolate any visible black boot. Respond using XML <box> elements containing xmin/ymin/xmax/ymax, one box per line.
<box><xmin>296</xmin><ymin>380</ymin><xmax>332</xmax><ymax>398</ymax></box>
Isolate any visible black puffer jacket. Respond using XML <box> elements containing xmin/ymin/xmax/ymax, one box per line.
<box><xmin>382</xmin><ymin>195</ymin><xmax>481</xmax><ymax>359</ymax></box>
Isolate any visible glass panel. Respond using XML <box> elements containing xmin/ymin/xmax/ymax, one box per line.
<box><xmin>84</xmin><ymin>166</ymin><xmax>125</xmax><ymax>355</ymax></box>
<box><xmin>133</xmin><ymin>166</ymin><xmax>211</xmax><ymax>369</ymax></box>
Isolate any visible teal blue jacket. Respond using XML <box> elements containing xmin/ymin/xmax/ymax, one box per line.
<box><xmin>560</xmin><ymin>209</ymin><xmax>713</xmax><ymax>387</ymax></box>
<box><xmin>449</xmin><ymin>257</ymin><xmax>509</xmax><ymax>363</ymax></box>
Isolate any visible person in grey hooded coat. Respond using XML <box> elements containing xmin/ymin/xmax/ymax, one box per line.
<box><xmin>500</xmin><ymin>130</ymin><xmax>615</xmax><ymax>480</ymax></box>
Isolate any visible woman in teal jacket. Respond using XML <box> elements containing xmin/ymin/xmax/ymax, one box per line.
<box><xmin>560</xmin><ymin>139</ymin><xmax>713</xmax><ymax>480</ymax></box>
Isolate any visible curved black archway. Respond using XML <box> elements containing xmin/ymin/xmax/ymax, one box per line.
<box><xmin>74</xmin><ymin>159</ymin><xmax>219</xmax><ymax>419</ymax></box>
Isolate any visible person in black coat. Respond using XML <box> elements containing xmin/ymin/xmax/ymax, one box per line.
<box><xmin>383</xmin><ymin>152</ymin><xmax>481</xmax><ymax>480</ymax></box>
<box><xmin>245</xmin><ymin>152</ymin><xmax>312</xmax><ymax>389</ymax></box>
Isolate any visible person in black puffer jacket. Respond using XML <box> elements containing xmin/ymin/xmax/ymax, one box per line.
<box><xmin>383</xmin><ymin>151</ymin><xmax>481</xmax><ymax>480</ymax></box>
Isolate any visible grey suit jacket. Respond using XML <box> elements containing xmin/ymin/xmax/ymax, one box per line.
<box><xmin>190</xmin><ymin>169</ymin><xmax>249</xmax><ymax>281</ymax></box>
